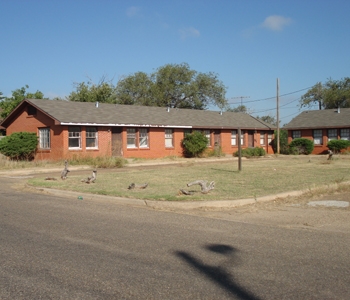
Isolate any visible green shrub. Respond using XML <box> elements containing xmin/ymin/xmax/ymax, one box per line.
<box><xmin>0</xmin><ymin>132</ymin><xmax>38</xmax><ymax>160</ymax></box>
<box><xmin>233</xmin><ymin>147</ymin><xmax>266</xmax><ymax>158</ymax></box>
<box><xmin>288</xmin><ymin>138</ymin><xmax>314</xmax><ymax>155</ymax></box>
<box><xmin>327</xmin><ymin>140</ymin><xmax>350</xmax><ymax>153</ymax></box>
<box><xmin>181</xmin><ymin>131</ymin><xmax>208</xmax><ymax>157</ymax></box>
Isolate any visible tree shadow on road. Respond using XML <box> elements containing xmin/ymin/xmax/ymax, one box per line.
<box><xmin>175</xmin><ymin>243</ymin><xmax>261</xmax><ymax>300</ymax></box>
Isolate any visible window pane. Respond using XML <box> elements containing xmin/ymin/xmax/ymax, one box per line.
<box><xmin>86</xmin><ymin>127</ymin><xmax>98</xmax><ymax>148</ymax></box>
<box><xmin>292</xmin><ymin>131</ymin><xmax>301</xmax><ymax>139</ymax></box>
<box><xmin>68</xmin><ymin>126</ymin><xmax>81</xmax><ymax>148</ymax></box>
<box><xmin>139</xmin><ymin>128</ymin><xmax>148</xmax><ymax>147</ymax></box>
<box><xmin>313</xmin><ymin>129</ymin><xmax>322</xmax><ymax>145</ymax></box>
<box><xmin>165</xmin><ymin>129</ymin><xmax>173</xmax><ymax>147</ymax></box>
<box><xmin>340</xmin><ymin>129</ymin><xmax>350</xmax><ymax>140</ymax></box>
<box><xmin>231</xmin><ymin>130</ymin><xmax>237</xmax><ymax>146</ymax></box>
<box><xmin>39</xmin><ymin>128</ymin><xmax>50</xmax><ymax>149</ymax></box>
<box><xmin>203</xmin><ymin>130</ymin><xmax>210</xmax><ymax>146</ymax></box>
<box><xmin>127</xmin><ymin>128</ymin><xmax>136</xmax><ymax>148</ymax></box>
<box><xmin>328</xmin><ymin>129</ymin><xmax>337</xmax><ymax>141</ymax></box>
<box><xmin>260</xmin><ymin>131</ymin><xmax>265</xmax><ymax>145</ymax></box>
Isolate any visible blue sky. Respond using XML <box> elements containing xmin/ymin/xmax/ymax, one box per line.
<box><xmin>1</xmin><ymin>0</ymin><xmax>349</xmax><ymax>125</ymax></box>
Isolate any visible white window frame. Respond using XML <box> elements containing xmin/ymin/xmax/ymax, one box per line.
<box><xmin>68</xmin><ymin>126</ymin><xmax>81</xmax><ymax>149</ymax></box>
<box><xmin>39</xmin><ymin>127</ymin><xmax>50</xmax><ymax>149</ymax></box>
<box><xmin>328</xmin><ymin>129</ymin><xmax>337</xmax><ymax>141</ymax></box>
<box><xmin>231</xmin><ymin>130</ymin><xmax>237</xmax><ymax>146</ymax></box>
<box><xmin>127</xmin><ymin>128</ymin><xmax>136</xmax><ymax>148</ymax></box>
<box><xmin>260</xmin><ymin>131</ymin><xmax>265</xmax><ymax>145</ymax></box>
<box><xmin>139</xmin><ymin>128</ymin><xmax>149</xmax><ymax>148</ymax></box>
<box><xmin>165</xmin><ymin>129</ymin><xmax>174</xmax><ymax>148</ymax></box>
<box><xmin>340</xmin><ymin>128</ymin><xmax>350</xmax><ymax>140</ymax></box>
<box><xmin>313</xmin><ymin>129</ymin><xmax>323</xmax><ymax>145</ymax></box>
<box><xmin>86</xmin><ymin>127</ymin><xmax>98</xmax><ymax>149</ymax></box>
<box><xmin>292</xmin><ymin>130</ymin><xmax>301</xmax><ymax>139</ymax></box>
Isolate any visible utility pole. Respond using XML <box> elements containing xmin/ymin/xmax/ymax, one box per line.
<box><xmin>277</xmin><ymin>78</ymin><xmax>280</xmax><ymax>154</ymax></box>
<box><xmin>232</xmin><ymin>96</ymin><xmax>250</xmax><ymax>110</ymax></box>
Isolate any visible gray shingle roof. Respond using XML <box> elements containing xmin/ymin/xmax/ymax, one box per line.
<box><xmin>284</xmin><ymin>108</ymin><xmax>350</xmax><ymax>129</ymax></box>
<box><xmin>4</xmin><ymin>99</ymin><xmax>275</xmax><ymax>130</ymax></box>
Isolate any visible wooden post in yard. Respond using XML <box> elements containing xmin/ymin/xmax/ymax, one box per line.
<box><xmin>238</xmin><ymin>128</ymin><xmax>242</xmax><ymax>171</ymax></box>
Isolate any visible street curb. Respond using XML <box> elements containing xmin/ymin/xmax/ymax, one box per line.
<box><xmin>36</xmin><ymin>186</ymin><xmax>306</xmax><ymax>210</ymax></box>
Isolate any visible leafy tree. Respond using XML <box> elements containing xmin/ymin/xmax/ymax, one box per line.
<box><xmin>322</xmin><ymin>77</ymin><xmax>350</xmax><ymax>109</ymax></box>
<box><xmin>0</xmin><ymin>85</ymin><xmax>45</xmax><ymax>119</ymax></box>
<box><xmin>257</xmin><ymin>115</ymin><xmax>278</xmax><ymax>126</ymax></box>
<box><xmin>289</xmin><ymin>138</ymin><xmax>314</xmax><ymax>155</ymax></box>
<box><xmin>68</xmin><ymin>77</ymin><xmax>118</xmax><ymax>103</ymax></box>
<box><xmin>116</xmin><ymin>63</ymin><xmax>227</xmax><ymax>110</ymax></box>
<box><xmin>300</xmin><ymin>78</ymin><xmax>350</xmax><ymax>110</ymax></box>
<box><xmin>0</xmin><ymin>132</ymin><xmax>38</xmax><ymax>160</ymax></box>
<box><xmin>181</xmin><ymin>131</ymin><xmax>209</xmax><ymax>157</ymax></box>
<box><xmin>115</xmin><ymin>72</ymin><xmax>154</xmax><ymax>105</ymax></box>
<box><xmin>227</xmin><ymin>105</ymin><xmax>248</xmax><ymax>113</ymax></box>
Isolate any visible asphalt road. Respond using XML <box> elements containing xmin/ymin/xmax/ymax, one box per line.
<box><xmin>1</xmin><ymin>176</ymin><xmax>349</xmax><ymax>299</ymax></box>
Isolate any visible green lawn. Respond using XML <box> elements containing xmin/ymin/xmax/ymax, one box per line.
<box><xmin>27</xmin><ymin>155</ymin><xmax>350</xmax><ymax>201</ymax></box>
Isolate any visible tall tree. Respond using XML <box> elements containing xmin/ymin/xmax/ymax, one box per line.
<box><xmin>299</xmin><ymin>78</ymin><xmax>350</xmax><ymax>110</ymax></box>
<box><xmin>68</xmin><ymin>77</ymin><xmax>117</xmax><ymax>103</ymax></box>
<box><xmin>116</xmin><ymin>63</ymin><xmax>227</xmax><ymax>110</ymax></box>
<box><xmin>0</xmin><ymin>85</ymin><xmax>45</xmax><ymax>119</ymax></box>
<box><xmin>299</xmin><ymin>82</ymin><xmax>324</xmax><ymax>110</ymax></box>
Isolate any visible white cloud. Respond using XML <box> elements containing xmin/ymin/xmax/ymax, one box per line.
<box><xmin>126</xmin><ymin>6</ymin><xmax>141</xmax><ymax>18</ymax></box>
<box><xmin>179</xmin><ymin>27</ymin><xmax>200</xmax><ymax>40</ymax></box>
<box><xmin>261</xmin><ymin>15</ymin><xmax>292</xmax><ymax>31</ymax></box>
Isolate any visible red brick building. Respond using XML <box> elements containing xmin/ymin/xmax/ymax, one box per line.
<box><xmin>284</xmin><ymin>108</ymin><xmax>350</xmax><ymax>154</ymax></box>
<box><xmin>0</xmin><ymin>99</ymin><xmax>275</xmax><ymax>161</ymax></box>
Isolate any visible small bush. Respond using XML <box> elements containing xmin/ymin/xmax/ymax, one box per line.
<box><xmin>181</xmin><ymin>131</ymin><xmax>208</xmax><ymax>157</ymax></box>
<box><xmin>327</xmin><ymin>140</ymin><xmax>350</xmax><ymax>153</ymax></box>
<box><xmin>288</xmin><ymin>138</ymin><xmax>314</xmax><ymax>155</ymax></box>
<box><xmin>0</xmin><ymin>132</ymin><xmax>38</xmax><ymax>160</ymax></box>
<box><xmin>233</xmin><ymin>147</ymin><xmax>266</xmax><ymax>158</ymax></box>
<box><xmin>206</xmin><ymin>144</ymin><xmax>224</xmax><ymax>157</ymax></box>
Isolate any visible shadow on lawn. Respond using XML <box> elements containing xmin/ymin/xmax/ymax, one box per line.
<box><xmin>175</xmin><ymin>243</ymin><xmax>261</xmax><ymax>300</ymax></box>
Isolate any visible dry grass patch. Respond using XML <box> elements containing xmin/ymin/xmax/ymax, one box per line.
<box><xmin>27</xmin><ymin>155</ymin><xmax>350</xmax><ymax>201</ymax></box>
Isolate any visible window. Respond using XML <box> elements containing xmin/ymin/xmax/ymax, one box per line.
<box><xmin>328</xmin><ymin>129</ymin><xmax>337</xmax><ymax>141</ymax></box>
<box><xmin>203</xmin><ymin>130</ymin><xmax>211</xmax><ymax>146</ymax></box>
<box><xmin>340</xmin><ymin>129</ymin><xmax>350</xmax><ymax>140</ymax></box>
<box><xmin>240</xmin><ymin>130</ymin><xmax>245</xmax><ymax>145</ymax></box>
<box><xmin>260</xmin><ymin>131</ymin><xmax>265</xmax><ymax>145</ymax></box>
<box><xmin>139</xmin><ymin>128</ymin><xmax>149</xmax><ymax>148</ymax></box>
<box><xmin>127</xmin><ymin>128</ymin><xmax>136</xmax><ymax>148</ymax></box>
<box><xmin>39</xmin><ymin>128</ymin><xmax>50</xmax><ymax>149</ymax></box>
<box><xmin>231</xmin><ymin>130</ymin><xmax>237</xmax><ymax>146</ymax></box>
<box><xmin>86</xmin><ymin>127</ymin><xmax>98</xmax><ymax>148</ymax></box>
<box><xmin>165</xmin><ymin>129</ymin><xmax>174</xmax><ymax>147</ymax></box>
<box><xmin>68</xmin><ymin>126</ymin><xmax>81</xmax><ymax>148</ymax></box>
<box><xmin>27</xmin><ymin>106</ymin><xmax>37</xmax><ymax>116</ymax></box>
<box><xmin>268</xmin><ymin>132</ymin><xmax>273</xmax><ymax>145</ymax></box>
<box><xmin>313</xmin><ymin>129</ymin><xmax>323</xmax><ymax>145</ymax></box>
<box><xmin>292</xmin><ymin>130</ymin><xmax>301</xmax><ymax>139</ymax></box>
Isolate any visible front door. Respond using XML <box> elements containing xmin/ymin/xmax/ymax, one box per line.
<box><xmin>111</xmin><ymin>127</ymin><xmax>123</xmax><ymax>156</ymax></box>
<box><xmin>248</xmin><ymin>130</ymin><xmax>254</xmax><ymax>147</ymax></box>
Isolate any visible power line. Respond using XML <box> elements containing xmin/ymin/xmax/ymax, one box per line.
<box><xmin>228</xmin><ymin>86</ymin><xmax>312</xmax><ymax>105</ymax></box>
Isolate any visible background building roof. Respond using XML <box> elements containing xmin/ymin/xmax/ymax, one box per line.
<box><xmin>284</xmin><ymin>108</ymin><xmax>350</xmax><ymax>129</ymax></box>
